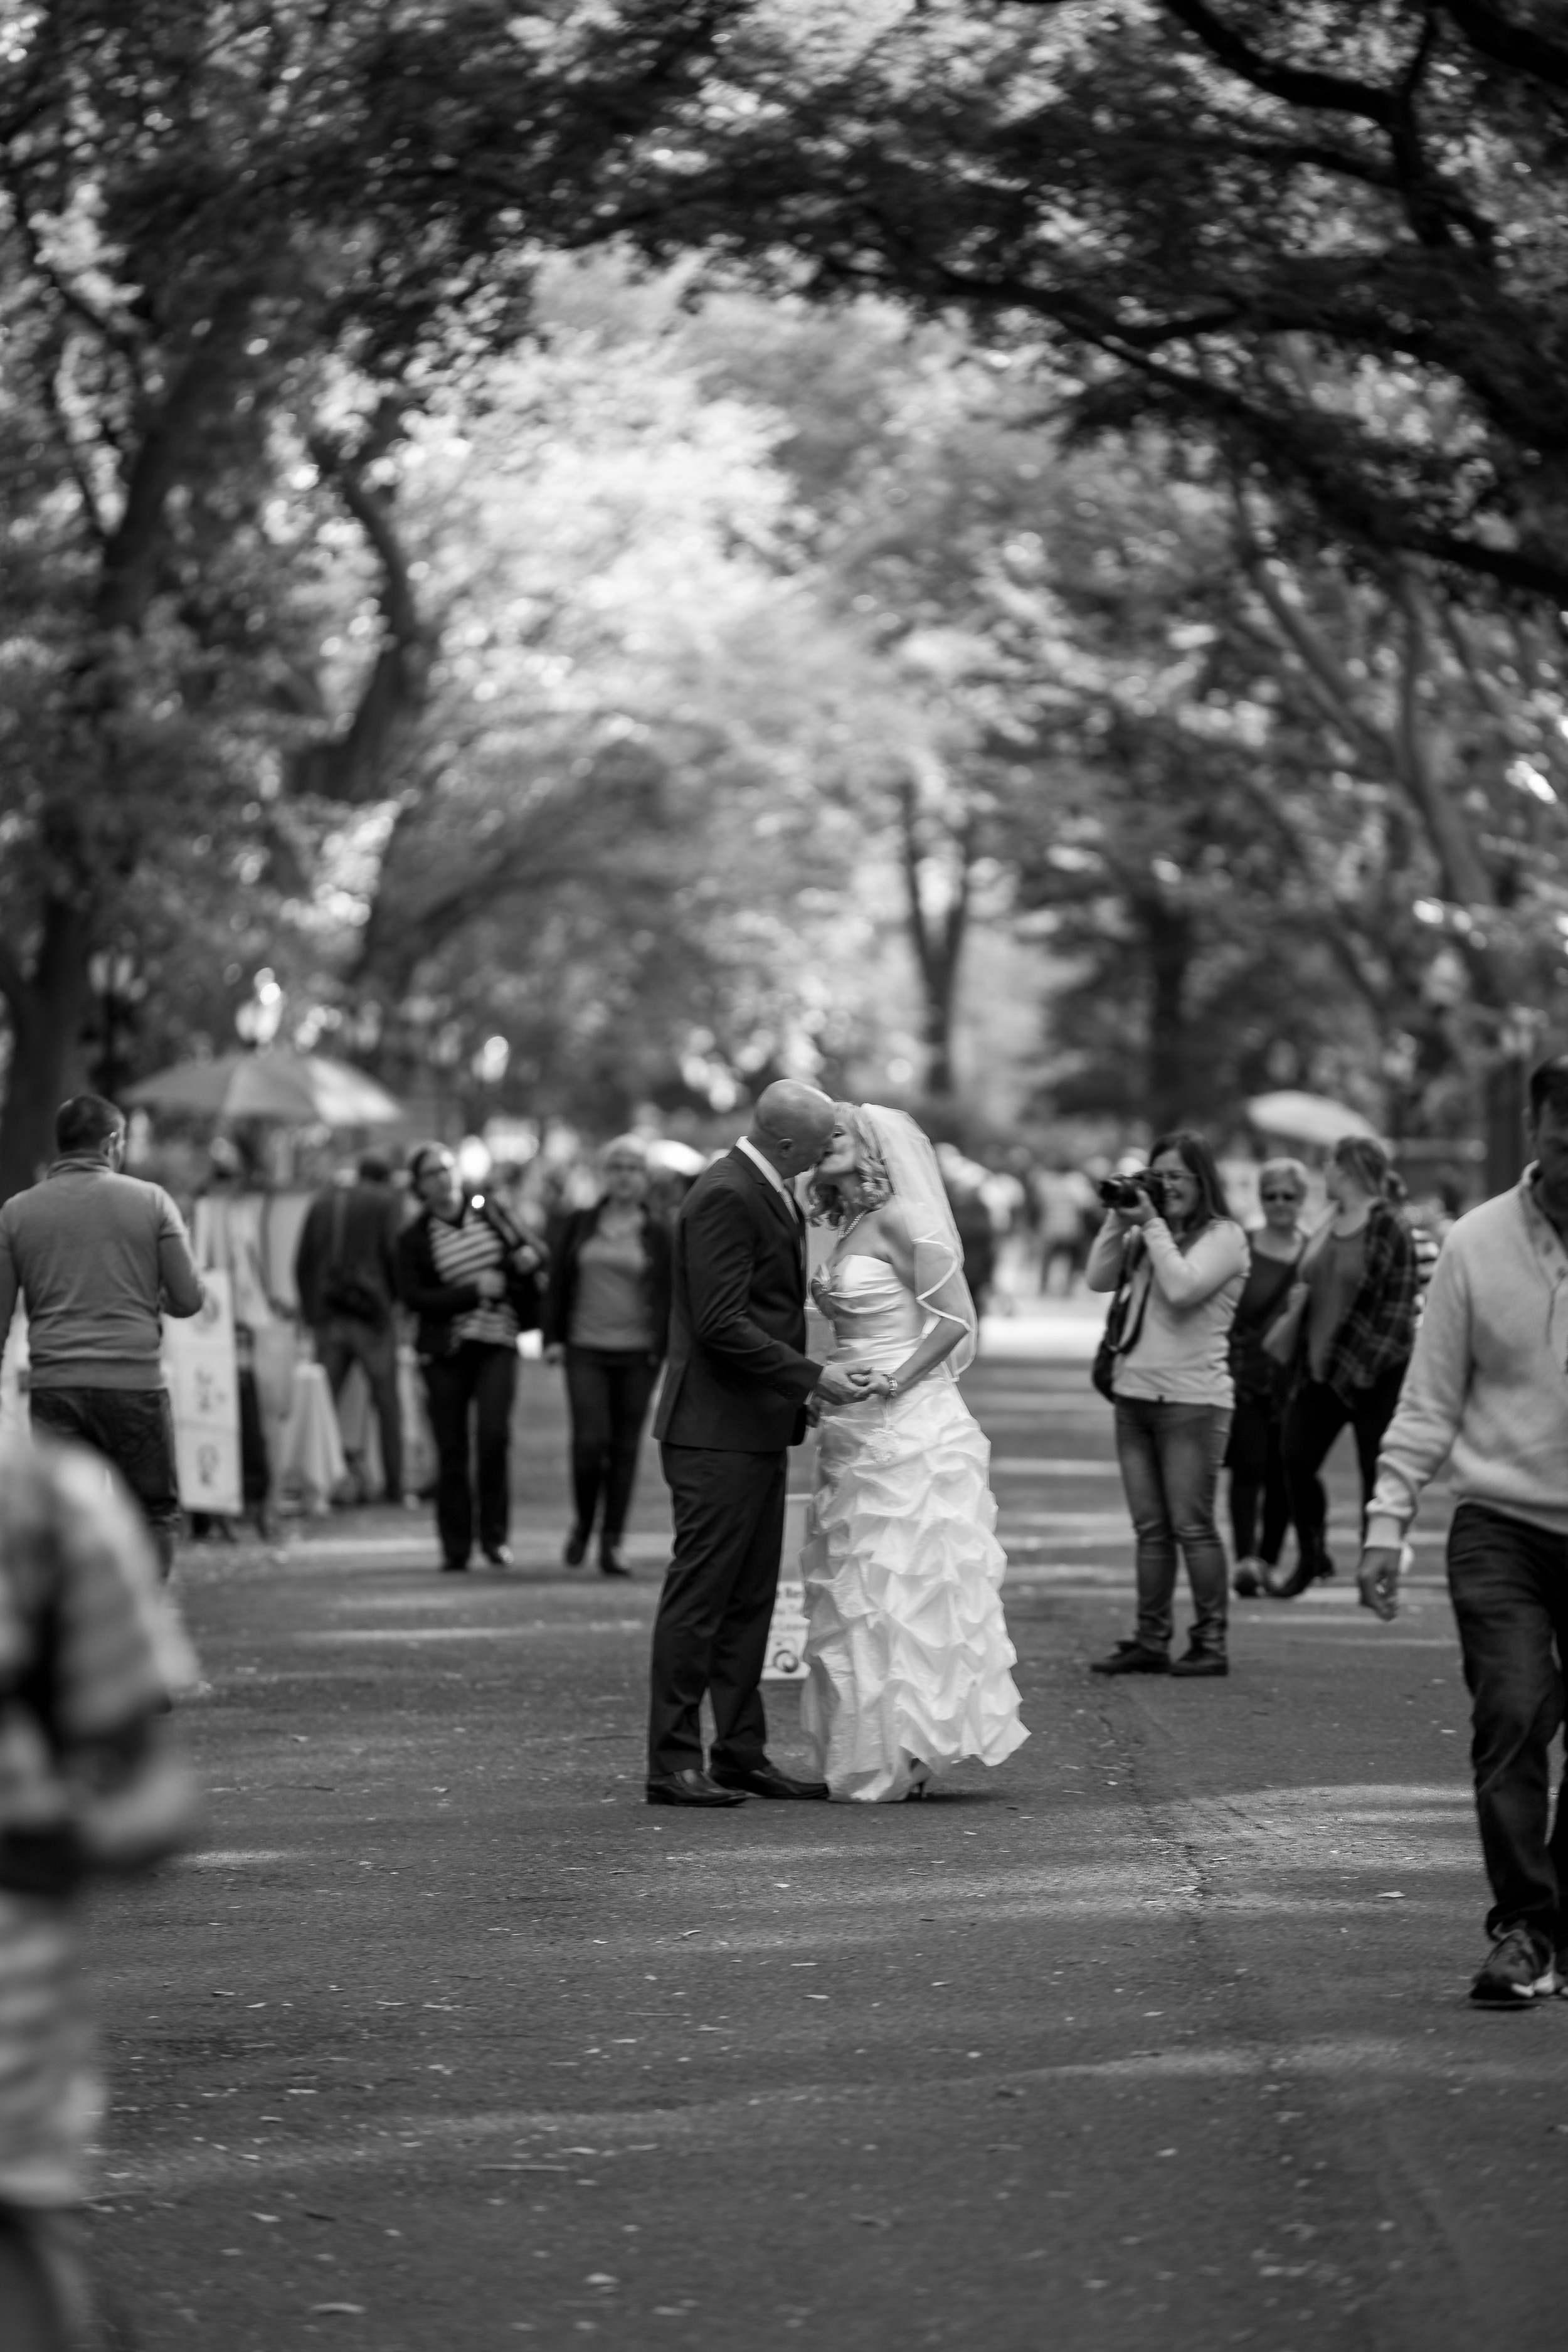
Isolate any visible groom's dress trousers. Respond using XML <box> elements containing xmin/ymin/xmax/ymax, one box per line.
<box><xmin>649</xmin><ymin>1149</ymin><xmax>822</xmax><ymax>1781</ymax></box>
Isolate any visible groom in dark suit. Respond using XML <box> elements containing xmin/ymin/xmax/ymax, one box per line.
<box><xmin>647</xmin><ymin>1081</ymin><xmax>862</xmax><ymax>1806</ymax></box>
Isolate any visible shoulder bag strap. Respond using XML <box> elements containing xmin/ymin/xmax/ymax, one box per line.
<box><xmin>1116</xmin><ymin>1242</ymin><xmax>1152</xmax><ymax>1358</ymax></box>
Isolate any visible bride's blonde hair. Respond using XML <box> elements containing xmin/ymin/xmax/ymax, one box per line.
<box><xmin>807</xmin><ymin>1102</ymin><xmax>894</xmax><ymax>1226</ymax></box>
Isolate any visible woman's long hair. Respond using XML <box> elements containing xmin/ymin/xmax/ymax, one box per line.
<box><xmin>1148</xmin><ymin>1130</ymin><xmax>1230</xmax><ymax>1235</ymax></box>
<box><xmin>807</xmin><ymin>1103</ymin><xmax>893</xmax><ymax>1227</ymax></box>
<box><xmin>1332</xmin><ymin>1134</ymin><xmax>1403</xmax><ymax>1202</ymax></box>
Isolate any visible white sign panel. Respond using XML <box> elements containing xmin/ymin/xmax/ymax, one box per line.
<box><xmin>763</xmin><ymin>1580</ymin><xmax>811</xmax><ymax>1682</ymax></box>
<box><xmin>763</xmin><ymin>1492</ymin><xmax>813</xmax><ymax>1682</ymax></box>
<box><xmin>164</xmin><ymin>1269</ymin><xmax>242</xmax><ymax>1517</ymax></box>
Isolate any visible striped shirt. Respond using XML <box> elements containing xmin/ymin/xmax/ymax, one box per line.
<box><xmin>428</xmin><ymin>1207</ymin><xmax>519</xmax><ymax>1348</ymax></box>
<box><xmin>0</xmin><ymin>1434</ymin><xmax>184</xmax><ymax>2205</ymax></box>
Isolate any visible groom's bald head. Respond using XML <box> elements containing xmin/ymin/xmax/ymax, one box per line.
<box><xmin>747</xmin><ymin>1081</ymin><xmax>835</xmax><ymax>1176</ymax></box>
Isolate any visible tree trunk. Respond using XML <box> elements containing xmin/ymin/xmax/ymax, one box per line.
<box><xmin>1143</xmin><ymin>894</ymin><xmax>1195</xmax><ymax>1135</ymax></box>
<box><xmin>0</xmin><ymin>897</ymin><xmax>95</xmax><ymax>1202</ymax></box>
<box><xmin>896</xmin><ymin>780</ymin><xmax>973</xmax><ymax>1109</ymax></box>
<box><xmin>1485</xmin><ymin>1053</ymin><xmax>1527</xmax><ymax>1200</ymax></box>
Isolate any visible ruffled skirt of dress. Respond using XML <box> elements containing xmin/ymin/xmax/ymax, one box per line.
<box><xmin>799</xmin><ymin>1379</ymin><xmax>1028</xmax><ymax>1802</ymax></box>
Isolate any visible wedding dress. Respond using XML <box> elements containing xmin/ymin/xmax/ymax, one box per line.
<box><xmin>800</xmin><ymin>1246</ymin><xmax>1028</xmax><ymax>1802</ymax></box>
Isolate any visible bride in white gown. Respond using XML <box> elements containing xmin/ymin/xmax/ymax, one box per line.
<box><xmin>799</xmin><ymin>1104</ymin><xmax>1027</xmax><ymax>1803</ymax></box>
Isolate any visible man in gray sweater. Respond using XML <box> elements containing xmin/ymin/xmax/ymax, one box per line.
<box><xmin>0</xmin><ymin>1094</ymin><xmax>205</xmax><ymax>1575</ymax></box>
<box><xmin>1359</xmin><ymin>1053</ymin><xmax>1568</xmax><ymax>2006</ymax></box>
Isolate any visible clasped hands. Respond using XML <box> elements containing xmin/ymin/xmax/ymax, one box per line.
<box><xmin>810</xmin><ymin>1362</ymin><xmax>895</xmax><ymax>1414</ymax></box>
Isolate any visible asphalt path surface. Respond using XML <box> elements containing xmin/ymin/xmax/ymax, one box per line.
<box><xmin>88</xmin><ymin>1311</ymin><xmax>1568</xmax><ymax>2349</ymax></box>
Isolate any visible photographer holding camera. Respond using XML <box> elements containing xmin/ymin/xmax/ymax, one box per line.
<box><xmin>1087</xmin><ymin>1133</ymin><xmax>1249</xmax><ymax>1678</ymax></box>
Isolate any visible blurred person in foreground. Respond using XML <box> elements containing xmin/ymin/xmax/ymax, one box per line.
<box><xmin>294</xmin><ymin>1152</ymin><xmax>405</xmax><ymax>1507</ymax></box>
<box><xmin>0</xmin><ymin>1098</ymin><xmax>204</xmax><ymax>1579</ymax></box>
<box><xmin>0</xmin><ymin>1434</ymin><xmax>198</xmax><ymax>2348</ymax></box>
<box><xmin>1359</xmin><ymin>1054</ymin><xmax>1568</xmax><ymax>2007</ymax></box>
<box><xmin>1227</xmin><ymin>1158</ymin><xmax>1309</xmax><ymax>1599</ymax></box>
<box><xmin>802</xmin><ymin>1105</ymin><xmax>1027</xmax><ymax>1800</ymax></box>
<box><xmin>647</xmin><ymin>1082</ymin><xmax>863</xmax><ymax>1807</ymax></box>
<box><xmin>398</xmin><ymin>1144</ymin><xmax>546</xmax><ymax>1574</ymax></box>
<box><xmin>1088</xmin><ymin>1132</ymin><xmax>1249</xmax><ymax>1678</ymax></box>
<box><xmin>543</xmin><ymin>1137</ymin><xmax>671</xmax><ymax>1580</ymax></box>
<box><xmin>1269</xmin><ymin>1135</ymin><xmax>1417</xmax><ymax>1598</ymax></box>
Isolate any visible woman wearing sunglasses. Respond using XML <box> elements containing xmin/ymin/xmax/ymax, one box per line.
<box><xmin>1228</xmin><ymin>1159</ymin><xmax>1309</xmax><ymax>1597</ymax></box>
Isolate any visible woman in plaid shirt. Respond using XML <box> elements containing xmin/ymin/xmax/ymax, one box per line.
<box><xmin>1268</xmin><ymin>1136</ymin><xmax>1419</xmax><ymax>1599</ymax></box>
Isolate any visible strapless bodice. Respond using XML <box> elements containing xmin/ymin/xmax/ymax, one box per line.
<box><xmin>810</xmin><ymin>1253</ymin><xmax>928</xmax><ymax>1372</ymax></box>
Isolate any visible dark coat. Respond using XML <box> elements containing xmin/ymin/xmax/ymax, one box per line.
<box><xmin>396</xmin><ymin>1197</ymin><xmax>547</xmax><ymax>1360</ymax></box>
<box><xmin>294</xmin><ymin>1180</ymin><xmax>401</xmax><ymax>1329</ymax></box>
<box><xmin>541</xmin><ymin>1202</ymin><xmax>672</xmax><ymax>1359</ymax></box>
<box><xmin>652</xmin><ymin>1148</ymin><xmax>822</xmax><ymax>1454</ymax></box>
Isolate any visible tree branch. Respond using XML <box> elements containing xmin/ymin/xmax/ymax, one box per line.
<box><xmin>1156</xmin><ymin>0</ymin><xmax>1403</xmax><ymax>124</ymax></box>
<box><xmin>1439</xmin><ymin>0</ymin><xmax>1568</xmax><ymax>88</ymax></box>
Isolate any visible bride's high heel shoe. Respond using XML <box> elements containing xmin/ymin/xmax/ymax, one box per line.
<box><xmin>904</xmin><ymin>1761</ymin><xmax>931</xmax><ymax>1801</ymax></box>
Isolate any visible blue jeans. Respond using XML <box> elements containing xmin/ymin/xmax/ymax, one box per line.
<box><xmin>1113</xmin><ymin>1397</ymin><xmax>1233</xmax><ymax>1657</ymax></box>
<box><xmin>1448</xmin><ymin>1502</ymin><xmax>1568</xmax><ymax>1946</ymax></box>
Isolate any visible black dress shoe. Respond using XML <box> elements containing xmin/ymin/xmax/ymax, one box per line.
<box><xmin>563</xmin><ymin>1525</ymin><xmax>589</xmax><ymax>1567</ymax></box>
<box><xmin>440</xmin><ymin>1561</ymin><xmax>469</xmax><ymax>1574</ymax></box>
<box><xmin>1169</xmin><ymin>1647</ymin><xmax>1229</xmax><ymax>1678</ymax></box>
<box><xmin>1089</xmin><ymin>1640</ymin><xmax>1169</xmax><ymax>1675</ymax></box>
<box><xmin>645</xmin><ymin>1769</ymin><xmax>746</xmax><ymax>1808</ymax></box>
<box><xmin>483</xmin><ymin>1543</ymin><xmax>516</xmax><ymax>1568</ymax></box>
<box><xmin>598</xmin><ymin>1544</ymin><xmax>632</xmax><ymax>1579</ymax></box>
<box><xmin>709</xmin><ymin>1759</ymin><xmax>829</xmax><ymax>1800</ymax></box>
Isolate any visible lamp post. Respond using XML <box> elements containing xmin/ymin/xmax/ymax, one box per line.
<box><xmin>87</xmin><ymin>948</ymin><xmax>142</xmax><ymax>1101</ymax></box>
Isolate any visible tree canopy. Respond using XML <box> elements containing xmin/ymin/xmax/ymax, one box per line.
<box><xmin>623</xmin><ymin>1</ymin><xmax>1568</xmax><ymax>603</ymax></box>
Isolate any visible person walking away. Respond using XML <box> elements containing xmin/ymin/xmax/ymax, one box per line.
<box><xmin>0</xmin><ymin>1096</ymin><xmax>204</xmax><ymax>1577</ymax></box>
<box><xmin>0</xmin><ymin>1429</ymin><xmax>198</xmax><ymax>2348</ymax></box>
<box><xmin>647</xmin><ymin>1081</ymin><xmax>863</xmax><ymax>1807</ymax></box>
<box><xmin>1229</xmin><ymin>1157</ymin><xmax>1308</xmax><ymax>1597</ymax></box>
<box><xmin>947</xmin><ymin>1175</ymin><xmax>998</xmax><ymax>1323</ymax></box>
<box><xmin>1088</xmin><ymin>1131</ymin><xmax>1248</xmax><ymax>1678</ymax></box>
<box><xmin>1269</xmin><ymin>1135</ymin><xmax>1417</xmax><ymax>1598</ymax></box>
<box><xmin>1358</xmin><ymin>1052</ymin><xmax>1568</xmax><ymax>2006</ymax></box>
<box><xmin>398</xmin><ymin>1143</ymin><xmax>546</xmax><ymax>1574</ymax></box>
<box><xmin>294</xmin><ymin>1152</ymin><xmax>405</xmax><ymax>1507</ymax></box>
<box><xmin>543</xmin><ymin>1136</ymin><xmax>672</xmax><ymax>1579</ymax></box>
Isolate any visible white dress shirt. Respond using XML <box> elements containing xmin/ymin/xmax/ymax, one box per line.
<box><xmin>736</xmin><ymin>1136</ymin><xmax>802</xmax><ymax>1220</ymax></box>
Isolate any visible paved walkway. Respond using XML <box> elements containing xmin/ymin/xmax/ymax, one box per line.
<box><xmin>87</xmin><ymin>1333</ymin><xmax>1567</xmax><ymax>2348</ymax></box>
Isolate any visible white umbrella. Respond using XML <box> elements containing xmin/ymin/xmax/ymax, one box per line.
<box><xmin>645</xmin><ymin>1138</ymin><xmax>706</xmax><ymax>1175</ymax></box>
<box><xmin>125</xmin><ymin>1048</ymin><xmax>405</xmax><ymax>1127</ymax></box>
<box><xmin>1246</xmin><ymin>1090</ymin><xmax>1380</xmax><ymax>1149</ymax></box>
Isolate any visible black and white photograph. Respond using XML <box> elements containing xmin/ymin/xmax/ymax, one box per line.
<box><xmin>3</xmin><ymin>2</ymin><xmax>1568</xmax><ymax>2344</ymax></box>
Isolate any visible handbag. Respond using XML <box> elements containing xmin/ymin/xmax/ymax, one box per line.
<box><xmin>1091</xmin><ymin>1242</ymin><xmax>1151</xmax><ymax>1401</ymax></box>
<box><xmin>321</xmin><ymin>1192</ymin><xmax>387</xmax><ymax>1328</ymax></box>
<box><xmin>1259</xmin><ymin>1285</ymin><xmax>1306</xmax><ymax>1369</ymax></box>
<box><xmin>475</xmin><ymin>1193</ymin><xmax>546</xmax><ymax>1334</ymax></box>
<box><xmin>1260</xmin><ymin>1226</ymin><xmax>1324</xmax><ymax>1369</ymax></box>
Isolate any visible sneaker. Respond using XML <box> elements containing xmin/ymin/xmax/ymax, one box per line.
<box><xmin>1169</xmin><ymin>1648</ymin><xmax>1228</xmax><ymax>1678</ymax></box>
<box><xmin>1090</xmin><ymin>1640</ymin><xmax>1170</xmax><ymax>1675</ymax></box>
<box><xmin>1470</xmin><ymin>1925</ymin><xmax>1555</xmax><ymax>2006</ymax></box>
<box><xmin>1232</xmin><ymin>1557</ymin><xmax>1266</xmax><ymax>1598</ymax></box>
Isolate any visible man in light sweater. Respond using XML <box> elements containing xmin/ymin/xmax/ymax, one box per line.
<box><xmin>0</xmin><ymin>1096</ymin><xmax>205</xmax><ymax>1576</ymax></box>
<box><xmin>1359</xmin><ymin>1054</ymin><xmax>1568</xmax><ymax>2006</ymax></box>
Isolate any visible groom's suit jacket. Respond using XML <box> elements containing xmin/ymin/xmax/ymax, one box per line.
<box><xmin>653</xmin><ymin>1148</ymin><xmax>823</xmax><ymax>1453</ymax></box>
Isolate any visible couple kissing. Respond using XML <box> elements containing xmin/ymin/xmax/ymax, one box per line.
<box><xmin>647</xmin><ymin>1083</ymin><xmax>1027</xmax><ymax>1807</ymax></box>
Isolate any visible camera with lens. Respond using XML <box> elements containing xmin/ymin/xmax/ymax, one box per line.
<box><xmin>1096</xmin><ymin>1169</ymin><xmax>1167</xmax><ymax>1213</ymax></box>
